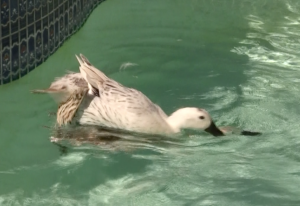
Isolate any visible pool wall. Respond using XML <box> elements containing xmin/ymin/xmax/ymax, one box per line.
<box><xmin>0</xmin><ymin>0</ymin><xmax>105</xmax><ymax>85</ymax></box>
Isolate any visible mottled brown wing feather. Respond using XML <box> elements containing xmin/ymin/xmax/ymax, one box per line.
<box><xmin>57</xmin><ymin>88</ymin><xmax>88</xmax><ymax>126</ymax></box>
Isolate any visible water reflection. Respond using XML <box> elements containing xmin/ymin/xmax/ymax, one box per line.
<box><xmin>232</xmin><ymin>1</ymin><xmax>300</xmax><ymax>71</ymax></box>
<box><xmin>229</xmin><ymin>0</ymin><xmax>300</xmax><ymax>134</ymax></box>
<box><xmin>50</xmin><ymin>125</ymin><xmax>211</xmax><ymax>154</ymax></box>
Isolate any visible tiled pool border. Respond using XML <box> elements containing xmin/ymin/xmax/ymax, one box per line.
<box><xmin>0</xmin><ymin>0</ymin><xmax>105</xmax><ymax>85</ymax></box>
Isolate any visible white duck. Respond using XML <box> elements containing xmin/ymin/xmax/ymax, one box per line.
<box><xmin>33</xmin><ymin>54</ymin><xmax>225</xmax><ymax>136</ymax></box>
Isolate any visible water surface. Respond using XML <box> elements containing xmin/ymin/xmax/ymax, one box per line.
<box><xmin>1</xmin><ymin>0</ymin><xmax>300</xmax><ymax>205</ymax></box>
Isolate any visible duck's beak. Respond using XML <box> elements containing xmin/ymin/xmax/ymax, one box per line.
<box><xmin>205</xmin><ymin>121</ymin><xmax>224</xmax><ymax>137</ymax></box>
<box><xmin>240</xmin><ymin>130</ymin><xmax>262</xmax><ymax>136</ymax></box>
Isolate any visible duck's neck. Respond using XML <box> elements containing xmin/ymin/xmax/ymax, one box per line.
<box><xmin>166</xmin><ymin>111</ymin><xmax>185</xmax><ymax>133</ymax></box>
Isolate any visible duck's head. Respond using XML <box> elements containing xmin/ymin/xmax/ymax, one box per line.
<box><xmin>167</xmin><ymin>107</ymin><xmax>224</xmax><ymax>136</ymax></box>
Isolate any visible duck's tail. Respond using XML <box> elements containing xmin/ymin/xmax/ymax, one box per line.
<box><xmin>75</xmin><ymin>54</ymin><xmax>108</xmax><ymax>96</ymax></box>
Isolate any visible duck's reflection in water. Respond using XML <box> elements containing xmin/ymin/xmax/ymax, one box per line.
<box><xmin>50</xmin><ymin>125</ymin><xmax>190</xmax><ymax>155</ymax></box>
<box><xmin>49</xmin><ymin>125</ymin><xmax>262</xmax><ymax>155</ymax></box>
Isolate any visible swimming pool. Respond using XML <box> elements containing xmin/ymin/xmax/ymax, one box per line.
<box><xmin>1</xmin><ymin>0</ymin><xmax>300</xmax><ymax>205</ymax></box>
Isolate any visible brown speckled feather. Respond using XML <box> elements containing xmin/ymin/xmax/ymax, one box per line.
<box><xmin>57</xmin><ymin>88</ymin><xmax>88</xmax><ymax>126</ymax></box>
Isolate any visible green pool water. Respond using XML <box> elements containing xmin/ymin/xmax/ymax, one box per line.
<box><xmin>1</xmin><ymin>0</ymin><xmax>300</xmax><ymax>205</ymax></box>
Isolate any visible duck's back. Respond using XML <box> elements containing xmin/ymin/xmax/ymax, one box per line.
<box><xmin>74</xmin><ymin>54</ymin><xmax>175</xmax><ymax>135</ymax></box>
<box><xmin>75</xmin><ymin>78</ymin><xmax>173</xmax><ymax>135</ymax></box>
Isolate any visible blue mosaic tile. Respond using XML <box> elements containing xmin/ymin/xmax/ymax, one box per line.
<box><xmin>27</xmin><ymin>0</ymin><xmax>35</xmax><ymax>13</ymax></box>
<box><xmin>54</xmin><ymin>20</ymin><xmax>59</xmax><ymax>48</ymax></box>
<box><xmin>59</xmin><ymin>16</ymin><xmax>64</xmax><ymax>42</ymax></box>
<box><xmin>42</xmin><ymin>2</ymin><xmax>48</xmax><ymax>17</ymax></box>
<box><xmin>93</xmin><ymin>0</ymin><xmax>98</xmax><ymax>8</ymax></box>
<box><xmin>54</xmin><ymin>8</ymin><xmax>58</xmax><ymax>21</ymax></box>
<box><xmin>11</xmin><ymin>46</ymin><xmax>20</xmax><ymax>81</ymax></box>
<box><xmin>11</xmin><ymin>20</ymin><xmax>18</xmax><ymax>34</ymax></box>
<box><xmin>10</xmin><ymin>0</ymin><xmax>18</xmax><ymax>22</ymax></box>
<box><xmin>59</xmin><ymin>3</ymin><xmax>64</xmax><ymax>15</ymax></box>
<box><xmin>49</xmin><ymin>24</ymin><xmax>54</xmax><ymax>53</ymax></box>
<box><xmin>20</xmin><ymin>15</ymin><xmax>27</xmax><ymax>29</ymax></box>
<box><xmin>2</xmin><ymin>46</ymin><xmax>11</xmax><ymax>84</ymax></box>
<box><xmin>0</xmin><ymin>52</ymin><xmax>2</xmax><ymax>85</ymax></box>
<box><xmin>1</xmin><ymin>0</ymin><xmax>10</xmax><ymax>26</ymax></box>
<box><xmin>54</xmin><ymin>0</ymin><xmax>59</xmax><ymax>9</ymax></box>
<box><xmin>11</xmin><ymin>33</ymin><xmax>20</xmax><ymax>81</ymax></box>
<box><xmin>28</xmin><ymin>62</ymin><xmax>35</xmax><ymax>72</ymax></box>
<box><xmin>28</xmin><ymin>35</ymin><xmax>35</xmax><ymax>71</ymax></box>
<box><xmin>43</xmin><ymin>26</ymin><xmax>48</xmax><ymax>57</ymax></box>
<box><xmin>83</xmin><ymin>0</ymin><xmax>88</xmax><ymax>17</ymax></box>
<box><xmin>76</xmin><ymin>0</ymin><xmax>82</xmax><ymax>25</ymax></box>
<box><xmin>2</xmin><ymin>36</ymin><xmax>10</xmax><ymax>48</ymax></box>
<box><xmin>35</xmin><ymin>6</ymin><xmax>41</xmax><ymax>21</ymax></box>
<box><xmin>42</xmin><ymin>0</ymin><xmax>47</xmax><ymax>7</ymax></box>
<box><xmin>28</xmin><ymin>24</ymin><xmax>35</xmax><ymax>69</ymax></box>
<box><xmin>64</xmin><ymin>0</ymin><xmax>68</xmax><ymax>10</ymax></box>
<box><xmin>36</xmin><ymin>19</ymin><xmax>42</xmax><ymax>32</ymax></box>
<box><xmin>28</xmin><ymin>10</ymin><xmax>34</xmax><ymax>25</ymax></box>
<box><xmin>28</xmin><ymin>24</ymin><xmax>34</xmax><ymax>36</ymax></box>
<box><xmin>87</xmin><ymin>0</ymin><xmax>92</xmax><ymax>13</ymax></box>
<box><xmin>0</xmin><ymin>0</ymin><xmax>106</xmax><ymax>85</ymax></box>
<box><xmin>64</xmin><ymin>11</ymin><xmax>69</xmax><ymax>37</ymax></box>
<box><xmin>35</xmin><ymin>0</ymin><xmax>41</xmax><ymax>8</ymax></box>
<box><xmin>68</xmin><ymin>8</ymin><xmax>73</xmax><ymax>34</ymax></box>
<box><xmin>73</xmin><ymin>3</ymin><xmax>78</xmax><ymax>31</ymax></box>
<box><xmin>20</xmin><ymin>40</ymin><xmax>28</xmax><ymax>77</ymax></box>
<box><xmin>48</xmin><ymin>0</ymin><xmax>53</xmax><ymax>12</ymax></box>
<box><xmin>80</xmin><ymin>0</ymin><xmax>83</xmax><ymax>9</ymax></box>
<box><xmin>48</xmin><ymin>12</ymin><xmax>53</xmax><ymax>25</ymax></box>
<box><xmin>35</xmin><ymin>32</ymin><xmax>43</xmax><ymax>63</ymax></box>
<box><xmin>2</xmin><ymin>24</ymin><xmax>9</xmax><ymax>38</ymax></box>
<box><xmin>19</xmin><ymin>0</ymin><xmax>27</xmax><ymax>18</ymax></box>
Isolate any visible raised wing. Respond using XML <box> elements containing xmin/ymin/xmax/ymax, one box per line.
<box><xmin>101</xmin><ymin>79</ymin><xmax>159</xmax><ymax>115</ymax></box>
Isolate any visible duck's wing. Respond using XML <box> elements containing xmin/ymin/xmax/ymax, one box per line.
<box><xmin>83</xmin><ymin>79</ymin><xmax>169</xmax><ymax>133</ymax></box>
<box><xmin>31</xmin><ymin>72</ymin><xmax>88</xmax><ymax>104</ymax></box>
<box><xmin>76</xmin><ymin>54</ymin><xmax>169</xmax><ymax>132</ymax></box>
<box><xmin>103</xmin><ymin>79</ymin><xmax>158</xmax><ymax>113</ymax></box>
<box><xmin>57</xmin><ymin>88</ymin><xmax>88</xmax><ymax>126</ymax></box>
<box><xmin>76</xmin><ymin>54</ymin><xmax>109</xmax><ymax>97</ymax></box>
<box><xmin>76</xmin><ymin>53</ymin><xmax>157</xmax><ymax>112</ymax></box>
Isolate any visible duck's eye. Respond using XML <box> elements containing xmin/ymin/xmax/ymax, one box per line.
<box><xmin>199</xmin><ymin>116</ymin><xmax>205</xmax><ymax>120</ymax></box>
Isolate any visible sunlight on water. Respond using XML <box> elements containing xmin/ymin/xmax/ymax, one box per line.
<box><xmin>54</xmin><ymin>152</ymin><xmax>88</xmax><ymax>168</ymax></box>
<box><xmin>229</xmin><ymin>1</ymin><xmax>300</xmax><ymax>137</ymax></box>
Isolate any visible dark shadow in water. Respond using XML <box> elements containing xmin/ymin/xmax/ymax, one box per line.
<box><xmin>50</xmin><ymin>125</ymin><xmax>191</xmax><ymax>154</ymax></box>
<box><xmin>50</xmin><ymin>123</ymin><xmax>262</xmax><ymax>157</ymax></box>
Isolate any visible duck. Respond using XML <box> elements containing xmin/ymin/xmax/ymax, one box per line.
<box><xmin>32</xmin><ymin>54</ymin><xmax>260</xmax><ymax>137</ymax></box>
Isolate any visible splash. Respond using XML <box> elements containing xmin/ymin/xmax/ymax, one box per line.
<box><xmin>119</xmin><ymin>62</ymin><xmax>138</xmax><ymax>70</ymax></box>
